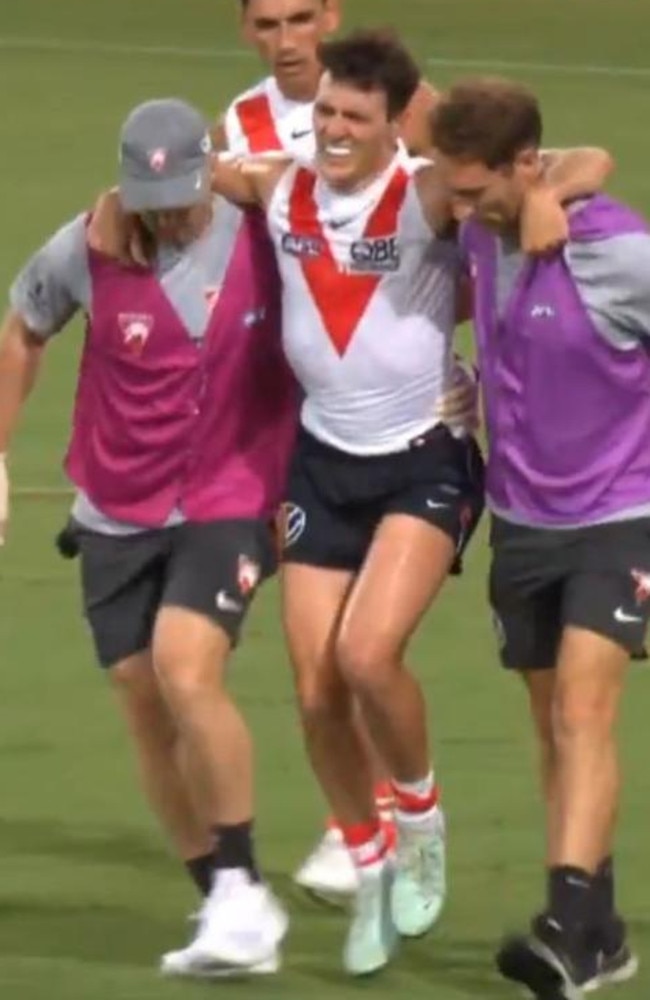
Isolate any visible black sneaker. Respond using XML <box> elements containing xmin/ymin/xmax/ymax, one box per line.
<box><xmin>496</xmin><ymin>913</ymin><xmax>594</xmax><ymax>1000</ymax></box>
<box><xmin>581</xmin><ymin>920</ymin><xmax>639</xmax><ymax>992</ymax></box>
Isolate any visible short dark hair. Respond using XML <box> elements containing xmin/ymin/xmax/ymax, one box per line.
<box><xmin>432</xmin><ymin>77</ymin><xmax>543</xmax><ymax>169</ymax></box>
<box><xmin>318</xmin><ymin>29</ymin><xmax>421</xmax><ymax>120</ymax></box>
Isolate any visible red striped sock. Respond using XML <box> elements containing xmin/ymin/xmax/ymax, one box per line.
<box><xmin>340</xmin><ymin>819</ymin><xmax>388</xmax><ymax>870</ymax></box>
<box><xmin>391</xmin><ymin>774</ymin><xmax>440</xmax><ymax>816</ymax></box>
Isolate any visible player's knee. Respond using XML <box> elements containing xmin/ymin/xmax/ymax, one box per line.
<box><xmin>295</xmin><ymin>667</ymin><xmax>350</xmax><ymax>728</ymax></box>
<box><xmin>552</xmin><ymin>687</ymin><xmax>616</xmax><ymax>741</ymax></box>
<box><xmin>336</xmin><ymin>634</ymin><xmax>396</xmax><ymax>694</ymax></box>
<box><xmin>154</xmin><ymin>646</ymin><xmax>228</xmax><ymax>702</ymax></box>
<box><xmin>132</xmin><ymin>707</ymin><xmax>179</xmax><ymax>760</ymax></box>
<box><xmin>111</xmin><ymin>666</ymin><xmax>178</xmax><ymax>754</ymax></box>
<box><xmin>152</xmin><ymin>607</ymin><xmax>231</xmax><ymax>695</ymax></box>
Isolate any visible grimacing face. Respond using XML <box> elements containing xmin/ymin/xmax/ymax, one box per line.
<box><xmin>439</xmin><ymin>149</ymin><xmax>540</xmax><ymax>230</ymax></box>
<box><xmin>313</xmin><ymin>72</ymin><xmax>400</xmax><ymax>190</ymax></box>
<box><xmin>241</xmin><ymin>0</ymin><xmax>340</xmax><ymax>101</ymax></box>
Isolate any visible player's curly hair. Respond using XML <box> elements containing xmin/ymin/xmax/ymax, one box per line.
<box><xmin>432</xmin><ymin>77</ymin><xmax>543</xmax><ymax>169</ymax></box>
<box><xmin>318</xmin><ymin>29</ymin><xmax>421</xmax><ymax>120</ymax></box>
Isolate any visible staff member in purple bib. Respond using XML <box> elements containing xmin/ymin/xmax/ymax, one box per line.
<box><xmin>432</xmin><ymin>78</ymin><xmax>647</xmax><ymax>999</ymax></box>
<box><xmin>0</xmin><ymin>97</ymin><xmax>297</xmax><ymax>976</ymax></box>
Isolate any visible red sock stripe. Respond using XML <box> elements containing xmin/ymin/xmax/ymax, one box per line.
<box><xmin>342</xmin><ymin>822</ymin><xmax>389</xmax><ymax>868</ymax></box>
<box><xmin>391</xmin><ymin>783</ymin><xmax>440</xmax><ymax>814</ymax></box>
<box><xmin>340</xmin><ymin>820</ymin><xmax>382</xmax><ymax>849</ymax></box>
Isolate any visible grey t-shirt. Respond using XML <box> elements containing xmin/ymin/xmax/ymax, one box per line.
<box><xmin>9</xmin><ymin>197</ymin><xmax>244</xmax><ymax>534</ymax></box>
<box><xmin>491</xmin><ymin>227</ymin><xmax>650</xmax><ymax>526</ymax></box>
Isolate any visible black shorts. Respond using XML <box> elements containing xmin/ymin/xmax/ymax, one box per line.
<box><xmin>72</xmin><ymin>519</ymin><xmax>276</xmax><ymax>668</ymax></box>
<box><xmin>280</xmin><ymin>426</ymin><xmax>485</xmax><ymax>572</ymax></box>
<box><xmin>489</xmin><ymin>515</ymin><xmax>650</xmax><ymax>669</ymax></box>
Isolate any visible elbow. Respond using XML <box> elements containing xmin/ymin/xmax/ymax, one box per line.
<box><xmin>0</xmin><ymin>310</ymin><xmax>45</xmax><ymax>360</ymax></box>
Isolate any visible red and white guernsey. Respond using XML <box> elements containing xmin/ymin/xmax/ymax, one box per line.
<box><xmin>266</xmin><ymin>154</ymin><xmax>460</xmax><ymax>455</ymax></box>
<box><xmin>224</xmin><ymin>76</ymin><xmax>315</xmax><ymax>158</ymax></box>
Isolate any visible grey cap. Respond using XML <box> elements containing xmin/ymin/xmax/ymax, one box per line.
<box><xmin>118</xmin><ymin>98</ymin><xmax>212</xmax><ymax>212</ymax></box>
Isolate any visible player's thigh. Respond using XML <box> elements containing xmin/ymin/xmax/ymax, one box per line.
<box><xmin>554</xmin><ymin>623</ymin><xmax>629</xmax><ymax>731</ymax></box>
<box><xmin>159</xmin><ymin>518</ymin><xmax>276</xmax><ymax>656</ymax></box>
<box><xmin>76</xmin><ymin>527</ymin><xmax>170</xmax><ymax>669</ymax></box>
<box><xmin>281</xmin><ymin>561</ymin><xmax>355</xmax><ymax>709</ymax></box>
<box><xmin>279</xmin><ymin>443</ymin><xmax>371</xmax><ymax>703</ymax></box>
<box><xmin>338</xmin><ymin>514</ymin><xmax>456</xmax><ymax>675</ymax></box>
<box><xmin>336</xmin><ymin>435</ymin><xmax>484</xmax><ymax>667</ymax></box>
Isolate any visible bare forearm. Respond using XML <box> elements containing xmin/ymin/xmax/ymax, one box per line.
<box><xmin>400</xmin><ymin>79</ymin><xmax>440</xmax><ymax>156</ymax></box>
<box><xmin>210</xmin><ymin>155</ymin><xmax>263</xmax><ymax>204</ymax></box>
<box><xmin>0</xmin><ymin>311</ymin><xmax>44</xmax><ymax>452</ymax></box>
<box><xmin>541</xmin><ymin>147</ymin><xmax>614</xmax><ymax>202</ymax></box>
<box><xmin>210</xmin><ymin>153</ymin><xmax>288</xmax><ymax>206</ymax></box>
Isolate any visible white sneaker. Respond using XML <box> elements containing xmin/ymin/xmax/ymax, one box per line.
<box><xmin>160</xmin><ymin>868</ymin><xmax>288</xmax><ymax>978</ymax></box>
<box><xmin>294</xmin><ymin>827</ymin><xmax>358</xmax><ymax>905</ymax></box>
<box><xmin>391</xmin><ymin>808</ymin><xmax>446</xmax><ymax>937</ymax></box>
<box><xmin>344</xmin><ymin>860</ymin><xmax>399</xmax><ymax>975</ymax></box>
<box><xmin>161</xmin><ymin>951</ymin><xmax>280</xmax><ymax>979</ymax></box>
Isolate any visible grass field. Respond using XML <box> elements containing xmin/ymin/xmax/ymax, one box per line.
<box><xmin>1</xmin><ymin>1</ymin><xmax>650</xmax><ymax>997</ymax></box>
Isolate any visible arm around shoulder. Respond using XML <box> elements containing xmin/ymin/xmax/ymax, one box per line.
<box><xmin>541</xmin><ymin>146</ymin><xmax>615</xmax><ymax>203</ymax></box>
<box><xmin>400</xmin><ymin>79</ymin><xmax>440</xmax><ymax>156</ymax></box>
<box><xmin>210</xmin><ymin>152</ymin><xmax>290</xmax><ymax>208</ymax></box>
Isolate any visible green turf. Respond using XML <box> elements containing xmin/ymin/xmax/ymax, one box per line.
<box><xmin>1</xmin><ymin>1</ymin><xmax>650</xmax><ymax>996</ymax></box>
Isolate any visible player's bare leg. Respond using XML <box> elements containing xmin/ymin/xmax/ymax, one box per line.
<box><xmin>336</xmin><ymin>514</ymin><xmax>453</xmax><ymax>937</ymax></box>
<box><xmin>522</xmin><ymin>669</ymin><xmax>562</xmax><ymax>866</ymax></box>
<box><xmin>295</xmin><ymin>701</ymin><xmax>395</xmax><ymax>906</ymax></box>
<box><xmin>547</xmin><ymin>628</ymin><xmax>635</xmax><ymax>986</ymax></box>
<box><xmin>283</xmin><ymin>565</ymin><xmax>376</xmax><ymax>823</ymax></box>
<box><xmin>354</xmin><ymin>705</ymin><xmax>396</xmax><ymax>841</ymax></box>
<box><xmin>500</xmin><ymin>638</ymin><xmax>637</xmax><ymax>995</ymax></box>
<box><xmin>553</xmin><ymin>628</ymin><xmax>626</xmax><ymax>872</ymax></box>
<box><xmin>153</xmin><ymin>607</ymin><xmax>287</xmax><ymax>978</ymax></box>
<box><xmin>154</xmin><ymin>610</ymin><xmax>253</xmax><ymax>825</ymax></box>
<box><xmin>282</xmin><ymin>563</ymin><xmax>397</xmax><ymax>974</ymax></box>
<box><xmin>111</xmin><ymin>651</ymin><xmax>215</xmax><ymax>891</ymax></box>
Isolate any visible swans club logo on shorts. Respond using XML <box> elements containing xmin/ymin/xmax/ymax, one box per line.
<box><xmin>237</xmin><ymin>555</ymin><xmax>261</xmax><ymax>595</ymax></box>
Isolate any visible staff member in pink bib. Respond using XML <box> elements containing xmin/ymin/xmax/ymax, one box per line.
<box><xmin>0</xmin><ymin>97</ymin><xmax>297</xmax><ymax>976</ymax></box>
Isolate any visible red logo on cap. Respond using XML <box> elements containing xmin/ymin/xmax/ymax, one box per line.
<box><xmin>148</xmin><ymin>148</ymin><xmax>167</xmax><ymax>172</ymax></box>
